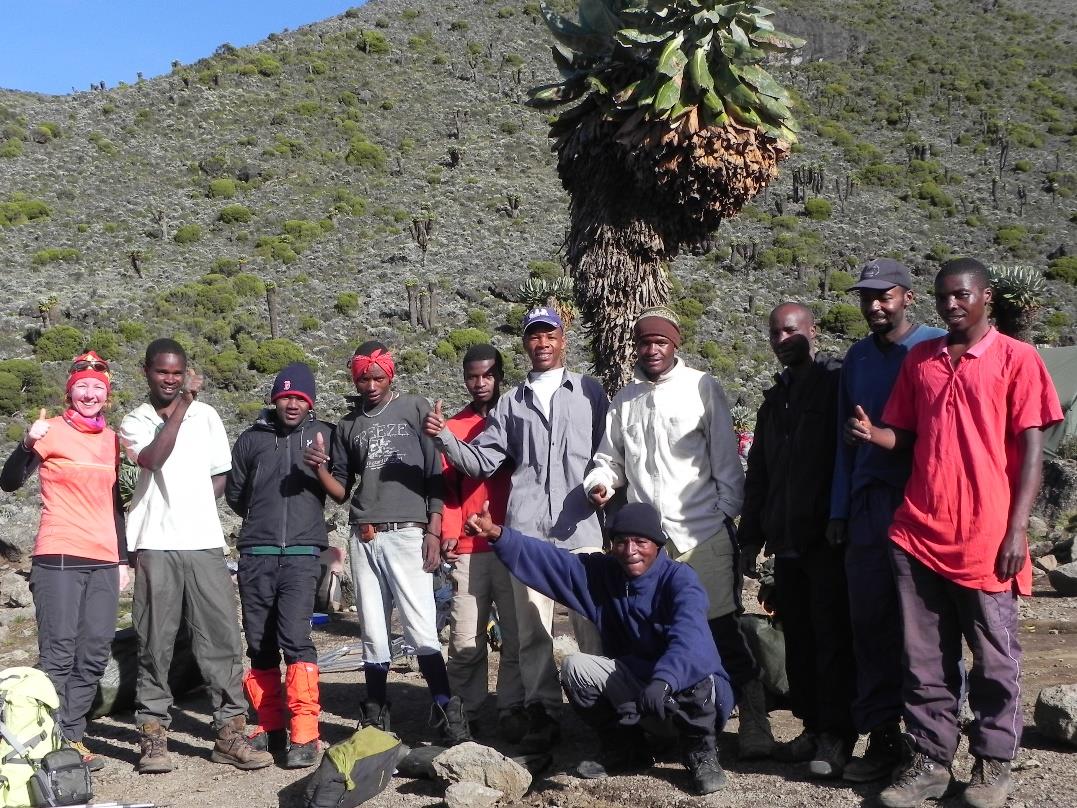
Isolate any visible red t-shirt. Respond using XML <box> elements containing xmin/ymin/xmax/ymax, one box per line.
<box><xmin>882</xmin><ymin>329</ymin><xmax>1063</xmax><ymax>595</ymax></box>
<box><xmin>441</xmin><ymin>405</ymin><xmax>511</xmax><ymax>554</ymax></box>
<box><xmin>33</xmin><ymin>418</ymin><xmax>120</xmax><ymax>562</ymax></box>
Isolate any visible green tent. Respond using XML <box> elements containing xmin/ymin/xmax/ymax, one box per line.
<box><xmin>1039</xmin><ymin>346</ymin><xmax>1077</xmax><ymax>457</ymax></box>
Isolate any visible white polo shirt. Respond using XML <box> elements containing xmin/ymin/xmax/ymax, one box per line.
<box><xmin>120</xmin><ymin>400</ymin><xmax>232</xmax><ymax>552</ymax></box>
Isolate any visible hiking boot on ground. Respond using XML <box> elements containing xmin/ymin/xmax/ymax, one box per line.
<box><xmin>358</xmin><ymin>701</ymin><xmax>391</xmax><ymax>732</ymax></box>
<box><xmin>517</xmin><ymin>703</ymin><xmax>560</xmax><ymax>754</ymax></box>
<box><xmin>879</xmin><ymin>736</ymin><xmax>955</xmax><ymax>808</ymax></box>
<box><xmin>963</xmin><ymin>757</ymin><xmax>1012</xmax><ymax>808</ymax></box>
<box><xmin>684</xmin><ymin>742</ymin><xmax>728</xmax><ymax>795</ymax></box>
<box><xmin>284</xmin><ymin>739</ymin><xmax>321</xmax><ymax>769</ymax></box>
<box><xmin>211</xmin><ymin>716</ymin><xmax>274</xmax><ymax>770</ymax></box>
<box><xmin>247</xmin><ymin>727</ymin><xmax>288</xmax><ymax>754</ymax></box>
<box><xmin>772</xmin><ymin>729</ymin><xmax>818</xmax><ymax>763</ymax></box>
<box><xmin>576</xmin><ymin>724</ymin><xmax>653</xmax><ymax>780</ymax></box>
<box><xmin>736</xmin><ymin>678</ymin><xmax>775</xmax><ymax>760</ymax></box>
<box><xmin>809</xmin><ymin>732</ymin><xmax>851</xmax><ymax>778</ymax></box>
<box><xmin>431</xmin><ymin>696</ymin><xmax>472</xmax><ymax>746</ymax></box>
<box><xmin>498</xmin><ymin>706</ymin><xmax>530</xmax><ymax>744</ymax></box>
<box><xmin>844</xmin><ymin>722</ymin><xmax>903</xmax><ymax>783</ymax></box>
<box><xmin>67</xmin><ymin>739</ymin><xmax>105</xmax><ymax>772</ymax></box>
<box><xmin>137</xmin><ymin>721</ymin><xmax>174</xmax><ymax>774</ymax></box>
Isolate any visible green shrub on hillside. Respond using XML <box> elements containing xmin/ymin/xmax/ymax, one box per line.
<box><xmin>335</xmin><ymin>292</ymin><xmax>359</xmax><ymax>314</ymax></box>
<box><xmin>1046</xmin><ymin>256</ymin><xmax>1077</xmax><ymax>285</ymax></box>
<box><xmin>232</xmin><ymin>273</ymin><xmax>265</xmax><ymax>297</ymax></box>
<box><xmin>434</xmin><ymin>341</ymin><xmax>457</xmax><ymax>362</ymax></box>
<box><xmin>219</xmin><ymin>204</ymin><xmax>252</xmax><ymax>224</ymax></box>
<box><xmin>251</xmin><ymin>55</ymin><xmax>282</xmax><ymax>77</ymax></box>
<box><xmin>173</xmin><ymin>224</ymin><xmax>202</xmax><ymax>244</ymax></box>
<box><xmin>399</xmin><ymin>349</ymin><xmax>428</xmax><ymax>375</ymax></box>
<box><xmin>360</xmin><ymin>31</ymin><xmax>390</xmax><ymax>54</ymax></box>
<box><xmin>87</xmin><ymin>329</ymin><xmax>119</xmax><ymax>358</ymax></box>
<box><xmin>1</xmin><ymin>138</ymin><xmax>23</xmax><ymax>158</ymax></box>
<box><xmin>819</xmin><ymin>304</ymin><xmax>868</xmax><ymax>337</ymax></box>
<box><xmin>993</xmin><ymin>224</ymin><xmax>1027</xmax><ymax>250</ymax></box>
<box><xmin>208</xmin><ymin>178</ymin><xmax>237</xmax><ymax>199</ymax></box>
<box><xmin>527</xmin><ymin>260</ymin><xmax>561</xmax><ymax>281</ymax></box>
<box><xmin>250</xmin><ymin>339</ymin><xmax>309</xmax><ymax>373</ymax></box>
<box><xmin>804</xmin><ymin>198</ymin><xmax>832</xmax><ymax>221</ymax></box>
<box><xmin>345</xmin><ymin>137</ymin><xmax>386</xmax><ymax>171</ymax></box>
<box><xmin>447</xmin><ymin>328</ymin><xmax>491</xmax><ymax>351</ymax></box>
<box><xmin>0</xmin><ymin>196</ymin><xmax>49</xmax><ymax>226</ymax></box>
<box><xmin>31</xmin><ymin>247</ymin><xmax>80</xmax><ymax>265</ymax></box>
<box><xmin>117</xmin><ymin>320</ymin><xmax>148</xmax><ymax>344</ymax></box>
<box><xmin>34</xmin><ymin>325</ymin><xmax>84</xmax><ymax>361</ymax></box>
<box><xmin>825</xmin><ymin>270</ymin><xmax>856</xmax><ymax>295</ymax></box>
<box><xmin>0</xmin><ymin>359</ymin><xmax>49</xmax><ymax>415</ymax></box>
<box><xmin>331</xmin><ymin>188</ymin><xmax>366</xmax><ymax>216</ymax></box>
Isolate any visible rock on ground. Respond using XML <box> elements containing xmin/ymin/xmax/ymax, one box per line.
<box><xmin>0</xmin><ymin>569</ymin><xmax>32</xmax><ymax>607</ymax></box>
<box><xmin>1047</xmin><ymin>561</ymin><xmax>1077</xmax><ymax>596</ymax></box>
<box><xmin>432</xmin><ymin>742</ymin><xmax>531</xmax><ymax>801</ymax></box>
<box><xmin>1034</xmin><ymin>684</ymin><xmax>1077</xmax><ymax>747</ymax></box>
<box><xmin>444</xmin><ymin>781</ymin><xmax>503</xmax><ymax>808</ymax></box>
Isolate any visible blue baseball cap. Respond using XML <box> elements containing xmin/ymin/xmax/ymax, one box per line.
<box><xmin>522</xmin><ymin>306</ymin><xmax>563</xmax><ymax>334</ymax></box>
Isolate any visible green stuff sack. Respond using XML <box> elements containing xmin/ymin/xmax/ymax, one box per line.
<box><xmin>0</xmin><ymin>667</ymin><xmax>63</xmax><ymax>808</ymax></box>
<box><xmin>304</xmin><ymin>726</ymin><xmax>408</xmax><ymax>808</ymax></box>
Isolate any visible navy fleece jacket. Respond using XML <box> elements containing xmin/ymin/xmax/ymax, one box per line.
<box><xmin>492</xmin><ymin>526</ymin><xmax>729</xmax><ymax>695</ymax></box>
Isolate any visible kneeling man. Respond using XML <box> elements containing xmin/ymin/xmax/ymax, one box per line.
<box><xmin>465</xmin><ymin>501</ymin><xmax>733</xmax><ymax>795</ymax></box>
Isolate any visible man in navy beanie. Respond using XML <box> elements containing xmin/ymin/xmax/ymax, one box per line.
<box><xmin>465</xmin><ymin>500</ymin><xmax>734</xmax><ymax>795</ymax></box>
<box><xmin>226</xmin><ymin>362</ymin><xmax>333</xmax><ymax>768</ymax></box>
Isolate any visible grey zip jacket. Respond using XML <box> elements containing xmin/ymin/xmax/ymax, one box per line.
<box><xmin>435</xmin><ymin>369</ymin><xmax>608</xmax><ymax>550</ymax></box>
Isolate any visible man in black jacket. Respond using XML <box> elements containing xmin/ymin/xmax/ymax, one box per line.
<box><xmin>739</xmin><ymin>303</ymin><xmax>856</xmax><ymax>778</ymax></box>
<box><xmin>226</xmin><ymin>362</ymin><xmax>333</xmax><ymax>768</ymax></box>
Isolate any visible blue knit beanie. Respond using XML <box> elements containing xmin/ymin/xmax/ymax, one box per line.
<box><xmin>271</xmin><ymin>362</ymin><xmax>316</xmax><ymax>408</ymax></box>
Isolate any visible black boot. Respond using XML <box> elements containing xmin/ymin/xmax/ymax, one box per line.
<box><xmin>572</xmin><ymin>702</ymin><xmax>652</xmax><ymax>780</ymax></box>
<box><xmin>683</xmin><ymin>737</ymin><xmax>727</xmax><ymax>795</ymax></box>
<box><xmin>431</xmin><ymin>696</ymin><xmax>471</xmax><ymax>746</ymax></box>
<box><xmin>358</xmin><ymin>701</ymin><xmax>391</xmax><ymax>732</ymax></box>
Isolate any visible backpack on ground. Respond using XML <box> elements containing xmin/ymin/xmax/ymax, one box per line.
<box><xmin>0</xmin><ymin>667</ymin><xmax>92</xmax><ymax>807</ymax></box>
<box><xmin>304</xmin><ymin>726</ymin><xmax>408</xmax><ymax>808</ymax></box>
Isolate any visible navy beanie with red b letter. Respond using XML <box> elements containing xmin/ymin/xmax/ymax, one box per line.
<box><xmin>271</xmin><ymin>362</ymin><xmax>316</xmax><ymax>408</ymax></box>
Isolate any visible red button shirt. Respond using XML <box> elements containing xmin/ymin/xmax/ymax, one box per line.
<box><xmin>882</xmin><ymin>328</ymin><xmax>1063</xmax><ymax>595</ymax></box>
<box><xmin>441</xmin><ymin>405</ymin><xmax>511</xmax><ymax>554</ymax></box>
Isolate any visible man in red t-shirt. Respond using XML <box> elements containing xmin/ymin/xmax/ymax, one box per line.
<box><xmin>437</xmin><ymin>345</ymin><xmax>524</xmax><ymax>740</ymax></box>
<box><xmin>847</xmin><ymin>258</ymin><xmax>1063</xmax><ymax>808</ymax></box>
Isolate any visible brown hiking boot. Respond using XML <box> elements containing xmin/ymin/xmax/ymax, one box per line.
<box><xmin>211</xmin><ymin>716</ymin><xmax>273</xmax><ymax>770</ymax></box>
<box><xmin>137</xmin><ymin>721</ymin><xmax>174</xmax><ymax>774</ymax></box>
<box><xmin>963</xmin><ymin>757</ymin><xmax>1012</xmax><ymax>808</ymax></box>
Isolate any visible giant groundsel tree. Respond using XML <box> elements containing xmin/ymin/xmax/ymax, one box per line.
<box><xmin>528</xmin><ymin>0</ymin><xmax>804</xmax><ymax>391</ymax></box>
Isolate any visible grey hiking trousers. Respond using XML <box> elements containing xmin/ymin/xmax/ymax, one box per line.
<box><xmin>133</xmin><ymin>549</ymin><xmax>246</xmax><ymax>728</ymax></box>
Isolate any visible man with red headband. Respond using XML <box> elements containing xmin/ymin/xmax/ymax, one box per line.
<box><xmin>2</xmin><ymin>351</ymin><xmax>127</xmax><ymax>772</ymax></box>
<box><xmin>304</xmin><ymin>341</ymin><xmax>470</xmax><ymax>745</ymax></box>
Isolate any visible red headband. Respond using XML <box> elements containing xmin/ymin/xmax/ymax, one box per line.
<box><xmin>66</xmin><ymin>351</ymin><xmax>112</xmax><ymax>394</ymax></box>
<box><xmin>350</xmin><ymin>349</ymin><xmax>395</xmax><ymax>386</ymax></box>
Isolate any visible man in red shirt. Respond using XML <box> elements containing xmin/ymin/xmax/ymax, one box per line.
<box><xmin>438</xmin><ymin>345</ymin><xmax>525</xmax><ymax>740</ymax></box>
<box><xmin>847</xmin><ymin>258</ymin><xmax>1063</xmax><ymax>808</ymax></box>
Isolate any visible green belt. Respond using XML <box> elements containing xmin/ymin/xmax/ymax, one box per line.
<box><xmin>246</xmin><ymin>546</ymin><xmax>320</xmax><ymax>556</ymax></box>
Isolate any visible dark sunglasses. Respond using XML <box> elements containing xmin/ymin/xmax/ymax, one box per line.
<box><xmin>70</xmin><ymin>358</ymin><xmax>110</xmax><ymax>373</ymax></box>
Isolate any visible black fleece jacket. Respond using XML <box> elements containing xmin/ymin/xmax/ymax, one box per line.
<box><xmin>739</xmin><ymin>352</ymin><xmax>843</xmax><ymax>556</ymax></box>
<box><xmin>226</xmin><ymin>409</ymin><xmax>333</xmax><ymax>551</ymax></box>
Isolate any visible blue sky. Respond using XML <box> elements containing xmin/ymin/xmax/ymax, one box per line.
<box><xmin>0</xmin><ymin>1</ymin><xmax>362</xmax><ymax>95</ymax></box>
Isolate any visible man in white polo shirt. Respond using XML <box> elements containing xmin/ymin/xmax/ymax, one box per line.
<box><xmin>121</xmin><ymin>338</ymin><xmax>271</xmax><ymax>774</ymax></box>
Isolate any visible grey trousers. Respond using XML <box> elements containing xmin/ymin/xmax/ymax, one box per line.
<box><xmin>891</xmin><ymin>546</ymin><xmax>1022</xmax><ymax>762</ymax></box>
<box><xmin>133</xmin><ymin>549</ymin><xmax>246</xmax><ymax>729</ymax></box>
<box><xmin>30</xmin><ymin>563</ymin><xmax>119</xmax><ymax>741</ymax></box>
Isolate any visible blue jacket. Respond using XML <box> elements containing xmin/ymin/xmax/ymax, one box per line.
<box><xmin>492</xmin><ymin>526</ymin><xmax>729</xmax><ymax>694</ymax></box>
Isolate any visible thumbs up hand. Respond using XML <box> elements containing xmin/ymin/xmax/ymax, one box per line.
<box><xmin>304</xmin><ymin>430</ymin><xmax>331</xmax><ymax>471</ymax></box>
<box><xmin>464</xmin><ymin>500</ymin><xmax>502</xmax><ymax>542</ymax></box>
<box><xmin>25</xmin><ymin>408</ymin><xmax>50</xmax><ymax>449</ymax></box>
<box><xmin>422</xmin><ymin>399</ymin><xmax>447</xmax><ymax>438</ymax></box>
<box><xmin>844</xmin><ymin>404</ymin><xmax>874</xmax><ymax>445</ymax></box>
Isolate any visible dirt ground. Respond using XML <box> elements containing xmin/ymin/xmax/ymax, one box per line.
<box><xmin>45</xmin><ymin>574</ymin><xmax>1072</xmax><ymax>808</ymax></box>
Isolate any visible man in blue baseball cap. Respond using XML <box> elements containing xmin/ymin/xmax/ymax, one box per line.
<box><xmin>464</xmin><ymin>499</ymin><xmax>733</xmax><ymax>795</ymax></box>
<box><xmin>424</xmin><ymin>305</ymin><xmax>608</xmax><ymax>752</ymax></box>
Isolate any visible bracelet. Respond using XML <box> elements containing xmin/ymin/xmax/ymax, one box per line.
<box><xmin>424</xmin><ymin>531</ymin><xmax>439</xmax><ymax>540</ymax></box>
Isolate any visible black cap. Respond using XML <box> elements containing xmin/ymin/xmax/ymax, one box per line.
<box><xmin>850</xmin><ymin>258</ymin><xmax>913</xmax><ymax>292</ymax></box>
<box><xmin>607</xmin><ymin>502</ymin><xmax>668</xmax><ymax>546</ymax></box>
